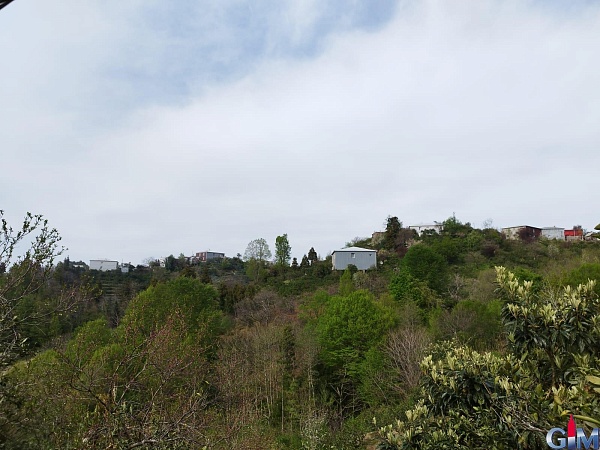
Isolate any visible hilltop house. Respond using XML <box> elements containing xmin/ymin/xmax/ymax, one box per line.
<box><xmin>541</xmin><ymin>227</ymin><xmax>565</xmax><ymax>240</ymax></box>
<box><xmin>189</xmin><ymin>251</ymin><xmax>225</xmax><ymax>264</ymax></box>
<box><xmin>331</xmin><ymin>247</ymin><xmax>377</xmax><ymax>271</ymax></box>
<box><xmin>501</xmin><ymin>226</ymin><xmax>542</xmax><ymax>241</ymax></box>
<box><xmin>89</xmin><ymin>259</ymin><xmax>119</xmax><ymax>271</ymax></box>
<box><xmin>409</xmin><ymin>222</ymin><xmax>443</xmax><ymax>236</ymax></box>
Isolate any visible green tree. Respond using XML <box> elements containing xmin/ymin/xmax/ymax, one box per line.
<box><xmin>315</xmin><ymin>291</ymin><xmax>396</xmax><ymax>373</ymax></box>
<box><xmin>377</xmin><ymin>267</ymin><xmax>600</xmax><ymax>449</ymax></box>
<box><xmin>384</xmin><ymin>216</ymin><xmax>402</xmax><ymax>250</ymax></box>
<box><xmin>5</xmin><ymin>277</ymin><xmax>224</xmax><ymax>448</ymax></box>
<box><xmin>339</xmin><ymin>268</ymin><xmax>355</xmax><ymax>296</ymax></box>
<box><xmin>307</xmin><ymin>247</ymin><xmax>318</xmax><ymax>265</ymax></box>
<box><xmin>244</xmin><ymin>238</ymin><xmax>272</xmax><ymax>281</ymax></box>
<box><xmin>300</xmin><ymin>254</ymin><xmax>310</xmax><ymax>269</ymax></box>
<box><xmin>401</xmin><ymin>244</ymin><xmax>448</xmax><ymax>294</ymax></box>
<box><xmin>0</xmin><ymin>211</ymin><xmax>70</xmax><ymax>367</ymax></box>
<box><xmin>275</xmin><ymin>234</ymin><xmax>292</xmax><ymax>267</ymax></box>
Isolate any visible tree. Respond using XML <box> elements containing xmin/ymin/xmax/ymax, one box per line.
<box><xmin>0</xmin><ymin>211</ymin><xmax>68</xmax><ymax>367</ymax></box>
<box><xmin>300</xmin><ymin>255</ymin><xmax>310</xmax><ymax>269</ymax></box>
<box><xmin>401</xmin><ymin>244</ymin><xmax>448</xmax><ymax>295</ymax></box>
<box><xmin>4</xmin><ymin>277</ymin><xmax>225</xmax><ymax>448</ymax></box>
<box><xmin>338</xmin><ymin>268</ymin><xmax>354</xmax><ymax>296</ymax></box>
<box><xmin>307</xmin><ymin>247</ymin><xmax>318</xmax><ymax>265</ymax></box>
<box><xmin>275</xmin><ymin>234</ymin><xmax>292</xmax><ymax>267</ymax></box>
<box><xmin>384</xmin><ymin>216</ymin><xmax>402</xmax><ymax>250</ymax></box>
<box><xmin>291</xmin><ymin>257</ymin><xmax>299</xmax><ymax>269</ymax></box>
<box><xmin>244</xmin><ymin>238</ymin><xmax>272</xmax><ymax>281</ymax></box>
<box><xmin>377</xmin><ymin>267</ymin><xmax>600</xmax><ymax>449</ymax></box>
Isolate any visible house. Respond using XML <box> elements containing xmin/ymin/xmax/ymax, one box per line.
<box><xmin>331</xmin><ymin>247</ymin><xmax>377</xmax><ymax>271</ymax></box>
<box><xmin>565</xmin><ymin>228</ymin><xmax>584</xmax><ymax>241</ymax></box>
<box><xmin>89</xmin><ymin>259</ymin><xmax>119</xmax><ymax>271</ymax></box>
<box><xmin>541</xmin><ymin>227</ymin><xmax>565</xmax><ymax>240</ymax></box>
<box><xmin>409</xmin><ymin>222</ymin><xmax>443</xmax><ymax>236</ymax></box>
<box><xmin>190</xmin><ymin>251</ymin><xmax>225</xmax><ymax>264</ymax></box>
<box><xmin>501</xmin><ymin>226</ymin><xmax>542</xmax><ymax>241</ymax></box>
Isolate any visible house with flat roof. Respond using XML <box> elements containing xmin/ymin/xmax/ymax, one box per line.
<box><xmin>331</xmin><ymin>247</ymin><xmax>377</xmax><ymax>271</ymax></box>
<box><xmin>541</xmin><ymin>227</ymin><xmax>565</xmax><ymax>240</ymax></box>
<box><xmin>89</xmin><ymin>259</ymin><xmax>119</xmax><ymax>271</ymax></box>
<box><xmin>409</xmin><ymin>222</ymin><xmax>443</xmax><ymax>236</ymax></box>
<box><xmin>501</xmin><ymin>226</ymin><xmax>542</xmax><ymax>241</ymax></box>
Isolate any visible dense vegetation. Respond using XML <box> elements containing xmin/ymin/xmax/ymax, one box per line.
<box><xmin>1</xmin><ymin>212</ymin><xmax>600</xmax><ymax>449</ymax></box>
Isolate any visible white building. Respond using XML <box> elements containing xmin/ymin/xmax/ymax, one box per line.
<box><xmin>541</xmin><ymin>227</ymin><xmax>565</xmax><ymax>240</ymax></box>
<box><xmin>409</xmin><ymin>222</ymin><xmax>443</xmax><ymax>236</ymax></box>
<box><xmin>89</xmin><ymin>259</ymin><xmax>119</xmax><ymax>271</ymax></box>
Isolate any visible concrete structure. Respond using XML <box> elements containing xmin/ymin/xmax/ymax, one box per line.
<box><xmin>409</xmin><ymin>222</ymin><xmax>443</xmax><ymax>236</ymax></box>
<box><xmin>331</xmin><ymin>246</ymin><xmax>377</xmax><ymax>271</ymax></box>
<box><xmin>89</xmin><ymin>259</ymin><xmax>119</xmax><ymax>271</ymax></box>
<box><xmin>501</xmin><ymin>226</ymin><xmax>542</xmax><ymax>241</ymax></box>
<box><xmin>541</xmin><ymin>227</ymin><xmax>565</xmax><ymax>240</ymax></box>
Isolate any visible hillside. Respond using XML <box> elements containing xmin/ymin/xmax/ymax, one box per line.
<box><xmin>1</xmin><ymin>215</ymin><xmax>600</xmax><ymax>449</ymax></box>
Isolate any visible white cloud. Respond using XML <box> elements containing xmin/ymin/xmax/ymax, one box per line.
<box><xmin>1</xmin><ymin>0</ymin><xmax>599</xmax><ymax>263</ymax></box>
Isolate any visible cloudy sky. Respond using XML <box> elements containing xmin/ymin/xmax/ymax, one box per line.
<box><xmin>1</xmin><ymin>0</ymin><xmax>599</xmax><ymax>265</ymax></box>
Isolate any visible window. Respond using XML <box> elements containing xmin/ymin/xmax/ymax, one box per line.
<box><xmin>351</xmin><ymin>253</ymin><xmax>355</xmax><ymax>258</ymax></box>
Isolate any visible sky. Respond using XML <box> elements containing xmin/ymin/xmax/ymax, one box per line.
<box><xmin>1</xmin><ymin>0</ymin><xmax>599</xmax><ymax>265</ymax></box>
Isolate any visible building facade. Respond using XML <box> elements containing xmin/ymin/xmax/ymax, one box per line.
<box><xmin>331</xmin><ymin>247</ymin><xmax>377</xmax><ymax>271</ymax></box>
<box><xmin>89</xmin><ymin>259</ymin><xmax>119</xmax><ymax>271</ymax></box>
<box><xmin>501</xmin><ymin>226</ymin><xmax>542</xmax><ymax>241</ymax></box>
<box><xmin>541</xmin><ymin>227</ymin><xmax>565</xmax><ymax>240</ymax></box>
<box><xmin>409</xmin><ymin>222</ymin><xmax>443</xmax><ymax>236</ymax></box>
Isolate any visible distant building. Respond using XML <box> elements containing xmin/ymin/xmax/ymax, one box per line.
<box><xmin>89</xmin><ymin>259</ymin><xmax>119</xmax><ymax>271</ymax></box>
<box><xmin>409</xmin><ymin>222</ymin><xmax>443</xmax><ymax>236</ymax></box>
<box><xmin>565</xmin><ymin>228</ymin><xmax>584</xmax><ymax>241</ymax></box>
<box><xmin>501</xmin><ymin>226</ymin><xmax>542</xmax><ymax>241</ymax></box>
<box><xmin>331</xmin><ymin>247</ymin><xmax>377</xmax><ymax>271</ymax></box>
<box><xmin>190</xmin><ymin>251</ymin><xmax>225</xmax><ymax>264</ymax></box>
<box><xmin>541</xmin><ymin>227</ymin><xmax>565</xmax><ymax>240</ymax></box>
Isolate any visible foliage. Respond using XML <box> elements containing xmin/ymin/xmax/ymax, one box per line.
<box><xmin>377</xmin><ymin>267</ymin><xmax>600</xmax><ymax>449</ymax></box>
<box><xmin>315</xmin><ymin>290</ymin><xmax>396</xmax><ymax>376</ymax></box>
<box><xmin>275</xmin><ymin>234</ymin><xmax>292</xmax><ymax>267</ymax></box>
<box><xmin>561</xmin><ymin>263</ymin><xmax>600</xmax><ymax>296</ymax></box>
<box><xmin>0</xmin><ymin>211</ymin><xmax>66</xmax><ymax>366</ymax></box>
<box><xmin>120</xmin><ymin>276</ymin><xmax>224</xmax><ymax>349</ymax></box>
<box><xmin>338</xmin><ymin>268</ymin><xmax>355</xmax><ymax>296</ymax></box>
<box><xmin>307</xmin><ymin>247</ymin><xmax>318</xmax><ymax>265</ymax></box>
<box><xmin>244</xmin><ymin>238</ymin><xmax>272</xmax><ymax>281</ymax></box>
<box><xmin>430</xmin><ymin>299</ymin><xmax>503</xmax><ymax>350</ymax></box>
<box><xmin>389</xmin><ymin>269</ymin><xmax>440</xmax><ymax>312</ymax></box>
<box><xmin>401</xmin><ymin>245</ymin><xmax>448</xmax><ymax>294</ymax></box>
<box><xmin>4</xmin><ymin>277</ymin><xmax>224</xmax><ymax>448</ymax></box>
<box><xmin>384</xmin><ymin>216</ymin><xmax>402</xmax><ymax>250</ymax></box>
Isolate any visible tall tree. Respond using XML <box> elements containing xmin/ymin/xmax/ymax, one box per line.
<box><xmin>384</xmin><ymin>216</ymin><xmax>402</xmax><ymax>250</ymax></box>
<box><xmin>244</xmin><ymin>238</ymin><xmax>272</xmax><ymax>281</ymax></box>
<box><xmin>307</xmin><ymin>247</ymin><xmax>318</xmax><ymax>265</ymax></box>
<box><xmin>275</xmin><ymin>234</ymin><xmax>292</xmax><ymax>267</ymax></box>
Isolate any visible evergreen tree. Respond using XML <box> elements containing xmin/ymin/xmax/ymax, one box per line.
<box><xmin>307</xmin><ymin>247</ymin><xmax>318</xmax><ymax>265</ymax></box>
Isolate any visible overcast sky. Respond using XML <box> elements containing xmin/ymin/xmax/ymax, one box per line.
<box><xmin>1</xmin><ymin>0</ymin><xmax>599</xmax><ymax>265</ymax></box>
